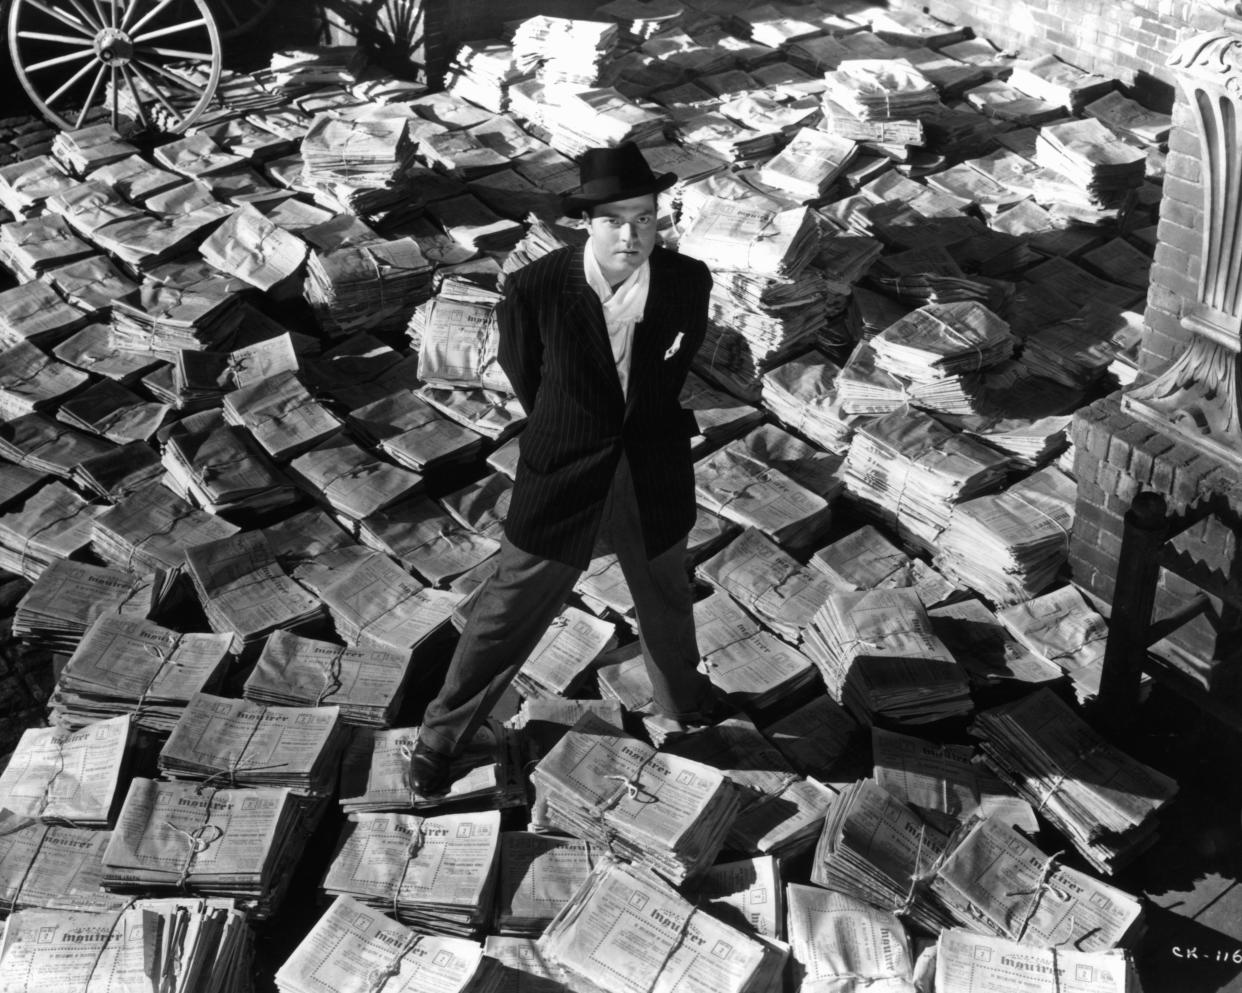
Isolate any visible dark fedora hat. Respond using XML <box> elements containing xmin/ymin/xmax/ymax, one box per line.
<box><xmin>562</xmin><ymin>142</ymin><xmax>678</xmax><ymax>218</ymax></box>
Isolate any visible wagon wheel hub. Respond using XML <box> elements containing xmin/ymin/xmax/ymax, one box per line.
<box><xmin>94</xmin><ymin>27</ymin><xmax>132</xmax><ymax>66</ymax></box>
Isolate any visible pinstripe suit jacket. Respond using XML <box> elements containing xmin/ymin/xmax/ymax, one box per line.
<box><xmin>498</xmin><ymin>243</ymin><xmax>712</xmax><ymax>568</ymax></box>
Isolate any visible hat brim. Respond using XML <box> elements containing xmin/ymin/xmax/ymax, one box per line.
<box><xmin>562</xmin><ymin>171</ymin><xmax>679</xmax><ymax>219</ymax></box>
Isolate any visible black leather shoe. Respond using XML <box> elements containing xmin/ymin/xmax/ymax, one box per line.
<box><xmin>409</xmin><ymin>740</ymin><xmax>454</xmax><ymax>797</ymax></box>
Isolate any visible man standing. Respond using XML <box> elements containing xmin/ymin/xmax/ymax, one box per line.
<box><xmin>411</xmin><ymin>143</ymin><xmax>723</xmax><ymax>794</ymax></box>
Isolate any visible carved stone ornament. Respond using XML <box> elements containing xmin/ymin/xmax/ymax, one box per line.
<box><xmin>1123</xmin><ymin>31</ymin><xmax>1242</xmax><ymax>464</ymax></box>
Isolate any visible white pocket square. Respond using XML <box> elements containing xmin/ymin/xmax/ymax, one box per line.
<box><xmin>663</xmin><ymin>332</ymin><xmax>685</xmax><ymax>360</ymax></box>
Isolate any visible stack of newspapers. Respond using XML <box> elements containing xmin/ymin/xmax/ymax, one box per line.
<box><xmin>698</xmin><ymin>527</ymin><xmax>839</xmax><ymax>643</ymax></box>
<box><xmin>160</xmin><ymin>693</ymin><xmax>347</xmax><ymax>795</ymax></box>
<box><xmin>305</xmin><ymin>237</ymin><xmax>434</xmax><ymax>337</ymax></box>
<box><xmin>841</xmin><ymin>407</ymin><xmax>1011</xmax><ymax>549</ymax></box>
<box><xmin>692</xmin><ymin>590</ymin><xmax>819</xmax><ymax>712</ymax></box>
<box><xmin>57</xmin><ymin>378</ymin><xmax>171</xmax><ymax>445</ymax></box>
<box><xmin>92</xmin><ymin>484</ymin><xmax>241</xmax><ymax>574</ymax></box>
<box><xmin>49</xmin><ymin>615</ymin><xmax>232</xmax><ymax>732</ymax></box>
<box><xmin>244</xmin><ymin>629</ymin><xmax>412</xmax><ymax>726</ymax></box>
<box><xmin>0</xmin><ymin>715</ymin><xmax>134</xmax><ymax>826</ymax></box>
<box><xmin>935</xmin><ymin>465</ymin><xmax>1076</xmax><ymax>604</ymax></box>
<box><xmin>667</xmin><ymin>716</ymin><xmax>837</xmax><ymax>858</ymax></box>
<box><xmin>1009</xmin><ymin>54</ymin><xmax>1115</xmax><ymax>113</ymax></box>
<box><xmin>109</xmin><ymin>280</ymin><xmax>245</xmax><ymax>357</ymax></box>
<box><xmin>758</xmin><ymin>127</ymin><xmax>858</xmax><ymax>200</ymax></box>
<box><xmin>761</xmin><ymin>694</ymin><xmax>857</xmax><ymax>782</ymax></box>
<box><xmin>321</xmin><ymin>810</ymin><xmax>501</xmax><ymax>935</ymax></box>
<box><xmin>0</xmin><ymin>899</ymin><xmax>255</xmax><ymax>993</ymax></box>
<box><xmin>932</xmin><ymin>814</ymin><xmax>1146</xmax><ymax>950</ymax></box>
<box><xmin>493</xmin><ymin>832</ymin><xmax>595</xmax><ymax>936</ymax></box>
<box><xmin>0</xmin><ymin>810</ymin><xmax>128</xmax><ymax>914</ymax></box>
<box><xmin>870</xmin><ymin>300</ymin><xmax>1016</xmax><ymax>382</ymax></box>
<box><xmin>101</xmin><ymin>777</ymin><xmax>326</xmax><ymax>916</ymax></box>
<box><xmin>973</xmin><ymin>689</ymin><xmax>1179</xmax><ymax>874</ymax></box>
<box><xmin>51</xmin><ymin>123</ymin><xmax>136</xmax><ymax>174</ymax></box>
<box><xmin>1036</xmin><ymin>118</ymin><xmax>1146</xmax><ymax>208</ymax></box>
<box><xmin>936</xmin><ymin>929</ymin><xmax>1138</xmax><ymax>993</ymax></box>
<box><xmin>547</xmin><ymin>87</ymin><xmax>667</xmax><ymax>157</ymax></box>
<box><xmin>786</xmin><ymin>884</ymin><xmax>919</xmax><ymax>993</ymax></box>
<box><xmin>277</xmin><ymin>896</ymin><xmax>504</xmax><ymax>993</ymax></box>
<box><xmin>222</xmin><ymin>369</ymin><xmax>344</xmax><ymax>460</ymax></box>
<box><xmin>539</xmin><ymin>857</ymin><xmax>785</xmax><ymax>993</ymax></box>
<box><xmin>997</xmin><ymin>585</ymin><xmax>1109</xmax><ymax>702</ymax></box>
<box><xmin>823</xmin><ymin>59</ymin><xmax>941</xmax><ymax>121</ymax></box>
<box><xmin>0</xmin><ymin>280</ymin><xmax>88</xmax><ymax>348</ymax></box>
<box><xmin>0</xmin><ymin>479</ymin><xmax>101</xmax><ymax>578</ymax></box>
<box><xmin>198</xmin><ymin>204</ymin><xmax>308</xmax><ymax>293</ymax></box>
<box><xmin>929</xmin><ymin>598</ymin><xmax>1065</xmax><ymax>693</ymax></box>
<box><xmin>11</xmin><ymin>559</ymin><xmax>163</xmax><ymax>652</ymax></box>
<box><xmin>530</xmin><ymin>712</ymin><xmax>740</xmax><ymax>883</ymax></box>
<box><xmin>709</xmin><ymin>267</ymin><xmax>842</xmax><ymax>368</ymax></box>
<box><xmin>0</xmin><ymin>155</ymin><xmax>76</xmax><ymax>218</ymax></box>
<box><xmin>806</xmin><ymin>588</ymin><xmax>972</xmax><ymax>725</ymax></box>
<box><xmin>0</xmin><ymin>214</ymin><xmax>93</xmax><ymax>281</ymax></box>
<box><xmin>511</xmin><ymin>16</ymin><xmax>618</xmax><ymax>87</ymax></box>
<box><xmin>351</xmin><ymin>389</ymin><xmax>487</xmax><ymax>473</ymax></box>
<box><xmin>339</xmin><ymin>721</ymin><xmax>525</xmax><ymax>814</ymax></box>
<box><xmin>812</xmin><ymin>777</ymin><xmax>956</xmax><ymax>933</ymax></box>
<box><xmin>0</xmin><ymin>412</ymin><xmax>112</xmax><ymax>479</ymax></box>
<box><xmin>512</xmin><ymin>604</ymin><xmax>616</xmax><ymax>699</ymax></box>
<box><xmin>444</xmin><ymin>40</ymin><xmax>523</xmax><ymax>113</ymax></box>
<box><xmin>300</xmin><ymin>113</ymin><xmax>417</xmax><ymax>190</ymax></box>
<box><xmin>356</xmin><ymin>496</ymin><xmax>500</xmax><ymax>587</ymax></box>
<box><xmin>288</xmin><ymin>435</ymin><xmax>425</xmax><ymax>520</ymax></box>
<box><xmin>413</xmin><ymin>291</ymin><xmax>507</xmax><ymax>393</ymax></box>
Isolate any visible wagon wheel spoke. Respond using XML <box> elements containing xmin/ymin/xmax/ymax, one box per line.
<box><xmin>127</xmin><ymin>57</ymin><xmax>181</xmax><ymax>127</ymax></box>
<box><xmin>110</xmin><ymin>64</ymin><xmax>119</xmax><ymax>128</ymax></box>
<box><xmin>133</xmin><ymin>56</ymin><xmax>200</xmax><ymax>93</ymax></box>
<box><xmin>26</xmin><ymin>46</ymin><xmax>94</xmax><ymax>71</ymax></box>
<box><xmin>75</xmin><ymin>63</ymin><xmax>108</xmax><ymax>128</ymax></box>
<box><xmin>24</xmin><ymin>0</ymin><xmax>97</xmax><ymax>35</ymax></box>
<box><xmin>44</xmin><ymin>53</ymin><xmax>97</xmax><ymax>106</ymax></box>
<box><xmin>120</xmin><ymin>62</ymin><xmax>151</xmax><ymax>130</ymax></box>
<box><xmin>17</xmin><ymin>29</ymin><xmax>94</xmax><ymax>43</ymax></box>
<box><xmin>131</xmin><ymin>17</ymin><xmax>205</xmax><ymax>44</ymax></box>
<box><xmin>135</xmin><ymin>43</ymin><xmax>212</xmax><ymax>60</ymax></box>
<box><xmin>123</xmin><ymin>0</ymin><xmax>175</xmax><ymax>39</ymax></box>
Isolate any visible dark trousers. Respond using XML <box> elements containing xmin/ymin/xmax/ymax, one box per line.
<box><xmin>419</xmin><ymin>456</ymin><xmax>710</xmax><ymax>756</ymax></box>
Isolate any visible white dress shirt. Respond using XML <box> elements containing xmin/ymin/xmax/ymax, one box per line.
<box><xmin>583</xmin><ymin>244</ymin><xmax>650</xmax><ymax>399</ymax></box>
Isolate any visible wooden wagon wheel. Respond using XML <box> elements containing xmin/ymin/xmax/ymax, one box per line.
<box><xmin>8</xmin><ymin>0</ymin><xmax>222</xmax><ymax>133</ymax></box>
<box><xmin>213</xmin><ymin>0</ymin><xmax>278</xmax><ymax>39</ymax></box>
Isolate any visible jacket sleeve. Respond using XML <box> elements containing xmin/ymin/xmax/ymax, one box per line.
<box><xmin>668</xmin><ymin>260</ymin><xmax>712</xmax><ymax>387</ymax></box>
<box><xmin>496</xmin><ymin>276</ymin><xmax>542</xmax><ymax>416</ymax></box>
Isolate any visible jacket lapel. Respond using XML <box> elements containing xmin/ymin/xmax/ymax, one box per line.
<box><xmin>565</xmin><ymin>245</ymin><xmax>624</xmax><ymax>397</ymax></box>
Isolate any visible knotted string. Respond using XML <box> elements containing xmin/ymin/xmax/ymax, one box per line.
<box><xmin>1035</xmin><ymin>742</ymin><xmax>1106</xmax><ymax>815</ymax></box>
<box><xmin>125</xmin><ymin>506</ymin><xmax>195</xmax><ymax>572</ymax></box>
<box><xmin>17</xmin><ymin>505</ymin><xmax>86</xmax><ymax>577</ymax></box>
<box><xmin>133</xmin><ymin>634</ymin><xmax>183</xmax><ymax>724</ymax></box>
<box><xmin>364</xmin><ymin>935</ymin><xmax>421</xmax><ymax>993</ymax></box>
<box><xmin>1007</xmin><ymin>850</ymin><xmax>1069</xmax><ymax>943</ymax></box>
<box><xmin>391</xmin><ymin>821</ymin><xmax>425</xmax><ymax>919</ymax></box>
<box><xmin>35</xmin><ymin>733</ymin><xmax>70</xmax><ymax>819</ymax></box>
<box><xmin>315</xmin><ymin>647</ymin><xmax>346</xmax><ymax>706</ymax></box>
<box><xmin>164</xmin><ymin>788</ymin><xmax>223</xmax><ymax>891</ymax></box>
<box><xmin>895</xmin><ymin>822</ymin><xmax>929</xmax><ymax>918</ymax></box>
<box><xmin>81</xmin><ymin>897</ymin><xmax>139</xmax><ymax>992</ymax></box>
<box><xmin>6</xmin><ymin>823</ymin><xmax>51</xmax><ymax>912</ymax></box>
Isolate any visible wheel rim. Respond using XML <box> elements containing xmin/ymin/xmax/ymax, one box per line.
<box><xmin>8</xmin><ymin>0</ymin><xmax>221</xmax><ymax>133</ymax></box>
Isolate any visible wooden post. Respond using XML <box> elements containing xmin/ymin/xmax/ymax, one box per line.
<box><xmin>1096</xmin><ymin>491</ymin><xmax>1168</xmax><ymax>732</ymax></box>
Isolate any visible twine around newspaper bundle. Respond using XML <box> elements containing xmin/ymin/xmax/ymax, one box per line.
<box><xmin>390</xmin><ymin>820</ymin><xmax>426</xmax><ymax>920</ymax></box>
<box><xmin>164</xmin><ymin>788</ymin><xmax>223</xmax><ymax>891</ymax></box>
<box><xmin>999</xmin><ymin>489</ymin><xmax>1072</xmax><ymax>553</ymax></box>
<box><xmin>916</xmin><ymin>305</ymin><xmax>989</xmax><ymax>373</ymax></box>
<box><xmin>34</xmin><ymin>732</ymin><xmax>70</xmax><ymax>819</ymax></box>
<box><xmin>1006</xmin><ymin>849</ymin><xmax>1070</xmax><ymax>943</ymax></box>
<box><xmin>133</xmin><ymin>634</ymin><xmax>184</xmax><ymax>725</ymax></box>
<box><xmin>5</xmin><ymin>822</ymin><xmax>51</xmax><ymax>913</ymax></box>
<box><xmin>16</xmin><ymin>504</ymin><xmax>87</xmax><ymax>577</ymax></box>
<box><xmin>81</xmin><ymin>897</ymin><xmax>139</xmax><ymax>993</ymax></box>
<box><xmin>192</xmin><ymin>705</ymin><xmax>290</xmax><ymax>792</ymax></box>
<box><xmin>1034</xmin><ymin>741</ymin><xmax>1108</xmax><ymax>816</ymax></box>
<box><xmin>895</xmin><ymin>821</ymin><xmax>939</xmax><ymax>920</ymax></box>
<box><xmin>315</xmin><ymin>647</ymin><xmax>347</xmax><ymax>706</ymax></box>
<box><xmin>364</xmin><ymin>935</ymin><xmax>422</xmax><ymax>993</ymax></box>
<box><xmin>124</xmin><ymin>505</ymin><xmax>196</xmax><ymax>572</ymax></box>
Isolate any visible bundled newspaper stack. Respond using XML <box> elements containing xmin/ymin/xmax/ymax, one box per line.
<box><xmin>161</xmin><ymin>413</ymin><xmax>299</xmax><ymax>515</ymax></box>
<box><xmin>494</xmin><ymin>832</ymin><xmax>595</xmax><ymax>936</ymax></box>
<box><xmin>935</xmin><ymin>466</ymin><xmax>1076</xmax><ymax>605</ymax></box>
<box><xmin>300</xmin><ymin>113</ymin><xmax>416</xmax><ymax>190</ymax></box>
<box><xmin>339</xmin><ymin>721</ymin><xmax>525</xmax><ymax>814</ymax></box>
<box><xmin>92</xmin><ymin>484</ymin><xmax>240</xmax><ymax>575</ymax></box>
<box><xmin>511</xmin><ymin>16</ymin><xmax>618</xmax><ymax>87</ymax></box>
<box><xmin>199</xmin><ymin>204</ymin><xmax>309</xmax><ymax>293</ymax></box>
<box><xmin>160</xmin><ymin>693</ymin><xmax>347</xmax><ymax>795</ymax></box>
<box><xmin>512</xmin><ymin>605</ymin><xmax>616</xmax><ymax>699</ymax></box>
<box><xmin>936</xmin><ymin>929</ymin><xmax>1138</xmax><ymax>993</ymax></box>
<box><xmin>321</xmin><ymin>810</ymin><xmax>500</xmax><ymax>935</ymax></box>
<box><xmin>0</xmin><ymin>810</ymin><xmax>127</xmax><ymax>914</ymax></box>
<box><xmin>761</xmin><ymin>694</ymin><xmax>857</xmax><ymax>782</ymax></box>
<box><xmin>448</xmin><ymin>41</ymin><xmax>524</xmax><ymax>113</ymax></box>
<box><xmin>413</xmin><ymin>292</ymin><xmax>508</xmax><ymax>393</ymax></box>
<box><xmin>932</xmin><ymin>814</ymin><xmax>1146</xmax><ymax>950</ymax></box>
<box><xmin>928</xmin><ymin>598</ymin><xmax>1065</xmax><ymax>694</ymax></box>
<box><xmin>692</xmin><ymin>590</ymin><xmax>819</xmax><ymax>712</ymax></box>
<box><xmin>596</xmin><ymin>0</ymin><xmax>684</xmax><ymax>44</ymax></box>
<box><xmin>1085</xmin><ymin>89</ymin><xmax>1173</xmax><ymax>145</ymax></box>
<box><xmin>842</xmin><ymin>408</ymin><xmax>1011</xmax><ymax>549</ymax></box>
<box><xmin>0</xmin><ymin>714</ymin><xmax>133</xmax><ymax>826</ymax></box>
<box><xmin>416</xmin><ymin>384</ymin><xmax>525</xmax><ymax>442</ymax></box>
<box><xmin>0</xmin><ymin>155</ymin><xmax>77</xmax><ymax>217</ymax></box>
<box><xmin>997</xmin><ymin>585</ymin><xmax>1109</xmax><ymax>702</ymax></box>
<box><xmin>1036</xmin><ymin>118</ymin><xmax>1146</xmax><ymax>208</ymax></box>
<box><xmin>758</xmin><ymin>127</ymin><xmax>858</xmax><ymax>200</ymax></box>
<box><xmin>973</xmin><ymin>689</ymin><xmax>1179</xmax><ymax>874</ymax></box>
<box><xmin>357</xmin><ymin>390</ymin><xmax>488</xmax><ymax>473</ymax></box>
<box><xmin>0</xmin><ymin>899</ymin><xmax>255</xmax><ymax>993</ymax></box>
<box><xmin>56</xmin><ymin>378</ymin><xmax>171</xmax><ymax>444</ymax></box>
<box><xmin>539</xmin><ymin>857</ymin><xmax>784</xmax><ymax>993</ymax></box>
<box><xmin>1009</xmin><ymin>54</ymin><xmax>1115</xmax><ymax>113</ymax></box>
<box><xmin>11</xmin><ymin>559</ymin><xmax>163</xmax><ymax>653</ymax></box>
<box><xmin>667</xmin><ymin>716</ymin><xmax>837</xmax><ymax>858</ymax></box>
<box><xmin>51</xmin><ymin>123</ymin><xmax>137</xmax><ymax>174</ymax></box>
<box><xmin>0</xmin><ymin>214</ymin><xmax>93</xmax><ymax>280</ymax></box>
<box><xmin>289</xmin><ymin>435</ymin><xmax>425</xmax><ymax>521</ymax></box>
<box><xmin>530</xmin><ymin>712</ymin><xmax>740</xmax><ymax>883</ymax></box>
<box><xmin>49</xmin><ymin>615</ymin><xmax>232</xmax><ymax>732</ymax></box>
<box><xmin>812</xmin><ymin>777</ymin><xmax>955</xmax><ymax>933</ymax></box>
<box><xmin>276</xmin><ymin>896</ymin><xmax>504</xmax><ymax>993</ymax></box>
<box><xmin>698</xmin><ymin>527</ymin><xmax>839</xmax><ymax>643</ymax></box>
<box><xmin>244</xmin><ymin>629</ymin><xmax>411</xmax><ymax>726</ymax></box>
<box><xmin>0</xmin><ymin>479</ymin><xmax>100</xmax><ymax>578</ymax></box>
<box><xmin>546</xmin><ymin>87</ymin><xmax>668</xmax><ymax>158</ymax></box>
<box><xmin>305</xmin><ymin>237</ymin><xmax>434</xmax><ymax>337</ymax></box>
<box><xmin>806</xmin><ymin>588</ymin><xmax>972</xmax><ymax>725</ymax></box>
<box><xmin>183</xmin><ymin>531</ymin><xmax>325</xmax><ymax>653</ymax></box>
<box><xmin>356</xmin><ymin>496</ymin><xmax>500</xmax><ymax>587</ymax></box>
<box><xmin>1023</xmin><ymin>303</ymin><xmax>1145</xmax><ymax>389</ymax></box>
<box><xmin>109</xmin><ymin>280</ymin><xmax>246</xmax><ymax>358</ymax></box>
<box><xmin>0</xmin><ymin>280</ymin><xmax>88</xmax><ymax>348</ymax></box>
<box><xmin>222</xmin><ymin>369</ymin><xmax>344</xmax><ymax>460</ymax></box>
<box><xmin>44</xmin><ymin>255</ymin><xmax>139</xmax><ymax>314</ymax></box>
<box><xmin>102</xmin><ymin>777</ymin><xmax>325</xmax><ymax>916</ymax></box>
<box><xmin>786</xmin><ymin>884</ymin><xmax>918</xmax><ymax>993</ymax></box>
<box><xmin>681</xmin><ymin>199</ymin><xmax>821</xmax><ymax>281</ymax></box>
<box><xmin>823</xmin><ymin>60</ymin><xmax>941</xmax><ymax>122</ymax></box>
<box><xmin>870</xmin><ymin>300</ymin><xmax>1016</xmax><ymax>382</ymax></box>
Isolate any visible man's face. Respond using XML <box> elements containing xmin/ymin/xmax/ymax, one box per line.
<box><xmin>586</xmin><ymin>194</ymin><xmax>658</xmax><ymax>282</ymax></box>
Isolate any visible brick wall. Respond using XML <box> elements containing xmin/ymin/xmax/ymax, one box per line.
<box><xmin>1072</xmin><ymin>396</ymin><xmax>1242</xmax><ymax>690</ymax></box>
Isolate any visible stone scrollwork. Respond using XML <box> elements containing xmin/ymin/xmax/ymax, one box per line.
<box><xmin>1123</xmin><ymin>31</ymin><xmax>1242</xmax><ymax>463</ymax></box>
